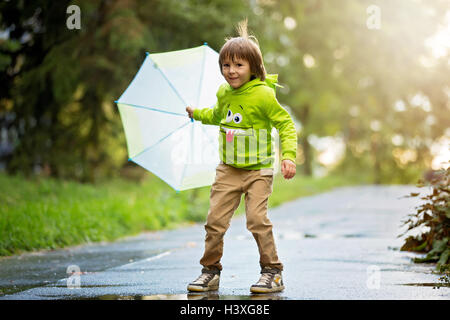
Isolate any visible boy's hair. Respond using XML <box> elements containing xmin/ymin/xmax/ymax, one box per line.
<box><xmin>219</xmin><ymin>19</ymin><xmax>266</xmax><ymax>81</ymax></box>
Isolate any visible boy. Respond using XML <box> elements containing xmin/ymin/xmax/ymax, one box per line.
<box><xmin>185</xmin><ymin>21</ymin><xmax>297</xmax><ymax>293</ymax></box>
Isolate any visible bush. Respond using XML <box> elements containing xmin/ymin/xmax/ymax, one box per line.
<box><xmin>399</xmin><ymin>166</ymin><xmax>449</xmax><ymax>275</ymax></box>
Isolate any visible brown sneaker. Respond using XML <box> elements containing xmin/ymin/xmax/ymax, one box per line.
<box><xmin>187</xmin><ymin>268</ymin><xmax>220</xmax><ymax>292</ymax></box>
<box><xmin>250</xmin><ymin>267</ymin><xmax>284</xmax><ymax>293</ymax></box>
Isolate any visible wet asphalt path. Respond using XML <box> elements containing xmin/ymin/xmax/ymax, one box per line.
<box><xmin>0</xmin><ymin>185</ymin><xmax>448</xmax><ymax>300</ymax></box>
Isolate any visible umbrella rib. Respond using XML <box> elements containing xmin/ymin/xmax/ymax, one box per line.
<box><xmin>116</xmin><ymin>54</ymin><xmax>150</xmax><ymax>103</ymax></box>
<box><xmin>201</xmin><ymin>123</ymin><xmax>220</xmax><ymax>149</ymax></box>
<box><xmin>130</xmin><ymin>120</ymin><xmax>191</xmax><ymax>160</ymax></box>
<box><xmin>196</xmin><ymin>45</ymin><xmax>207</xmax><ymax>107</ymax></box>
<box><xmin>129</xmin><ymin>158</ymin><xmax>180</xmax><ymax>192</ymax></box>
<box><xmin>179</xmin><ymin>122</ymin><xmax>194</xmax><ymax>189</ymax></box>
<box><xmin>202</xmin><ymin>124</ymin><xmax>222</xmax><ymax>165</ymax></box>
<box><xmin>117</xmin><ymin>102</ymin><xmax>186</xmax><ymax>117</ymax></box>
<box><xmin>147</xmin><ymin>55</ymin><xmax>189</xmax><ymax>107</ymax></box>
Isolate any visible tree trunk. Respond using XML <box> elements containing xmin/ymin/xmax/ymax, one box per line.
<box><xmin>300</xmin><ymin>135</ymin><xmax>313</xmax><ymax>176</ymax></box>
<box><xmin>297</xmin><ymin>104</ymin><xmax>313</xmax><ymax>176</ymax></box>
<box><xmin>370</xmin><ymin>133</ymin><xmax>381</xmax><ymax>184</ymax></box>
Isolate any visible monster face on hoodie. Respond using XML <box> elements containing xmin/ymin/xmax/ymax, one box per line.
<box><xmin>221</xmin><ymin>104</ymin><xmax>254</xmax><ymax>143</ymax></box>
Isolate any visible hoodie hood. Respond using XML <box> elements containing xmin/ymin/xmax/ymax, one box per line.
<box><xmin>264</xmin><ymin>74</ymin><xmax>283</xmax><ymax>93</ymax></box>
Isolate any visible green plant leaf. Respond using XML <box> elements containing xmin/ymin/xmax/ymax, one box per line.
<box><xmin>437</xmin><ymin>248</ymin><xmax>450</xmax><ymax>268</ymax></box>
<box><xmin>414</xmin><ymin>255</ymin><xmax>439</xmax><ymax>263</ymax></box>
<box><xmin>411</xmin><ymin>241</ymin><xmax>427</xmax><ymax>252</ymax></box>
<box><xmin>429</xmin><ymin>238</ymin><xmax>449</xmax><ymax>255</ymax></box>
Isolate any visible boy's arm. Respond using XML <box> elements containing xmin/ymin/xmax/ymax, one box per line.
<box><xmin>192</xmin><ymin>83</ymin><xmax>226</xmax><ymax>125</ymax></box>
<box><xmin>192</xmin><ymin>102</ymin><xmax>222</xmax><ymax>125</ymax></box>
<box><xmin>263</xmin><ymin>90</ymin><xmax>298</xmax><ymax>164</ymax></box>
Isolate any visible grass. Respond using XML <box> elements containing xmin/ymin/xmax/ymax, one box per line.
<box><xmin>0</xmin><ymin>169</ymin><xmax>369</xmax><ymax>256</ymax></box>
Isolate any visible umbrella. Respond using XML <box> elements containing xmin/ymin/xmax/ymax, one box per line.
<box><xmin>115</xmin><ymin>44</ymin><xmax>223</xmax><ymax>191</ymax></box>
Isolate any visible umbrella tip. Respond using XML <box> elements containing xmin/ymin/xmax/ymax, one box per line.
<box><xmin>203</xmin><ymin>42</ymin><xmax>208</xmax><ymax>46</ymax></box>
<box><xmin>146</xmin><ymin>51</ymin><xmax>150</xmax><ymax>56</ymax></box>
<box><xmin>190</xmin><ymin>118</ymin><xmax>194</xmax><ymax>123</ymax></box>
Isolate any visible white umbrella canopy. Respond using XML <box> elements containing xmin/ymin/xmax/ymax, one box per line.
<box><xmin>116</xmin><ymin>44</ymin><xmax>223</xmax><ymax>191</ymax></box>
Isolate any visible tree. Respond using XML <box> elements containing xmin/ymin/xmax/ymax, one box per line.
<box><xmin>0</xmin><ymin>0</ymin><xmax>249</xmax><ymax>182</ymax></box>
<box><xmin>252</xmin><ymin>0</ymin><xmax>449</xmax><ymax>181</ymax></box>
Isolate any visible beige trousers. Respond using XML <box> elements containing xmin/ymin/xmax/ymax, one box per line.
<box><xmin>200</xmin><ymin>163</ymin><xmax>283</xmax><ymax>272</ymax></box>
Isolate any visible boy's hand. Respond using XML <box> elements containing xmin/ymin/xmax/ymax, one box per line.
<box><xmin>186</xmin><ymin>106</ymin><xmax>194</xmax><ymax>119</ymax></box>
<box><xmin>281</xmin><ymin>159</ymin><xmax>296</xmax><ymax>179</ymax></box>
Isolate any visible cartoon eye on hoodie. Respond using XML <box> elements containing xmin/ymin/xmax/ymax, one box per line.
<box><xmin>220</xmin><ymin>104</ymin><xmax>253</xmax><ymax>143</ymax></box>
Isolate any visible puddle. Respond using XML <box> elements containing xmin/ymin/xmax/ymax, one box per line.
<box><xmin>342</xmin><ymin>234</ymin><xmax>366</xmax><ymax>238</ymax></box>
<box><xmin>277</xmin><ymin>232</ymin><xmax>369</xmax><ymax>240</ymax></box>
<box><xmin>399</xmin><ymin>283</ymin><xmax>450</xmax><ymax>289</ymax></box>
<box><xmin>305</xmin><ymin>233</ymin><xmax>366</xmax><ymax>239</ymax></box>
<box><xmin>53</xmin><ymin>284</ymin><xmax>129</xmax><ymax>288</ymax></box>
<box><xmin>79</xmin><ymin>293</ymin><xmax>285</xmax><ymax>300</ymax></box>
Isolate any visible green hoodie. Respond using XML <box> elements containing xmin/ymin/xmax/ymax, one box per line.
<box><xmin>193</xmin><ymin>74</ymin><xmax>297</xmax><ymax>170</ymax></box>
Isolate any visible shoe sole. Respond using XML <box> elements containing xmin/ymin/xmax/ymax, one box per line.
<box><xmin>250</xmin><ymin>285</ymin><xmax>285</xmax><ymax>293</ymax></box>
<box><xmin>187</xmin><ymin>284</ymin><xmax>219</xmax><ymax>292</ymax></box>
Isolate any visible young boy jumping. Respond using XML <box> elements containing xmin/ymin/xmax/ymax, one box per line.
<box><xmin>185</xmin><ymin>20</ymin><xmax>297</xmax><ymax>293</ymax></box>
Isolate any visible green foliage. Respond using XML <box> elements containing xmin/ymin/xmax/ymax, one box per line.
<box><xmin>253</xmin><ymin>0</ymin><xmax>449</xmax><ymax>181</ymax></box>
<box><xmin>0</xmin><ymin>170</ymin><xmax>360</xmax><ymax>256</ymax></box>
<box><xmin>0</xmin><ymin>171</ymin><xmax>210</xmax><ymax>256</ymax></box>
<box><xmin>399</xmin><ymin>166</ymin><xmax>450</xmax><ymax>272</ymax></box>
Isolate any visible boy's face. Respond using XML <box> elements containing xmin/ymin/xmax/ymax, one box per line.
<box><xmin>221</xmin><ymin>57</ymin><xmax>252</xmax><ymax>89</ymax></box>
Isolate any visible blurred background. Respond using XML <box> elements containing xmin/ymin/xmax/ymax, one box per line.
<box><xmin>0</xmin><ymin>0</ymin><xmax>449</xmax><ymax>254</ymax></box>
<box><xmin>1</xmin><ymin>0</ymin><xmax>449</xmax><ymax>183</ymax></box>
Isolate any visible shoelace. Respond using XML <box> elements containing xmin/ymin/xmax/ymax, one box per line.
<box><xmin>195</xmin><ymin>273</ymin><xmax>213</xmax><ymax>284</ymax></box>
<box><xmin>256</xmin><ymin>273</ymin><xmax>273</xmax><ymax>286</ymax></box>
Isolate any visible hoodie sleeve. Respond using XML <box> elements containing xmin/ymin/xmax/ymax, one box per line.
<box><xmin>192</xmin><ymin>84</ymin><xmax>226</xmax><ymax>126</ymax></box>
<box><xmin>192</xmin><ymin>102</ymin><xmax>222</xmax><ymax>125</ymax></box>
<box><xmin>261</xmin><ymin>88</ymin><xmax>298</xmax><ymax>164</ymax></box>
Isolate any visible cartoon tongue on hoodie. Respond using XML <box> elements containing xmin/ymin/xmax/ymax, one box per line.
<box><xmin>222</xmin><ymin>105</ymin><xmax>251</xmax><ymax>143</ymax></box>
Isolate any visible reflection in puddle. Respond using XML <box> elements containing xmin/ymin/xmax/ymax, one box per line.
<box><xmin>187</xmin><ymin>292</ymin><xmax>284</xmax><ymax>300</ymax></box>
<box><xmin>87</xmin><ymin>293</ymin><xmax>285</xmax><ymax>300</ymax></box>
